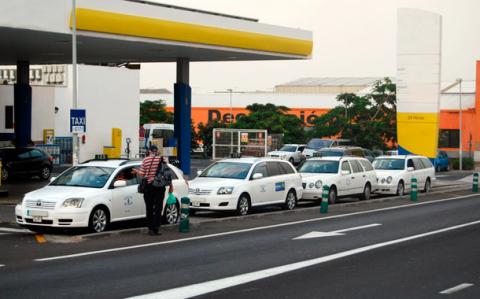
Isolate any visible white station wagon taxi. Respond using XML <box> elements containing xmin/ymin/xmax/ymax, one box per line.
<box><xmin>299</xmin><ymin>156</ymin><xmax>377</xmax><ymax>204</ymax></box>
<box><xmin>373</xmin><ymin>155</ymin><xmax>435</xmax><ymax>196</ymax></box>
<box><xmin>15</xmin><ymin>159</ymin><xmax>188</xmax><ymax>232</ymax></box>
<box><xmin>189</xmin><ymin>158</ymin><xmax>303</xmax><ymax>215</ymax></box>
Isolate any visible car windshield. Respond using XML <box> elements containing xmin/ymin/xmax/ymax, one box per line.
<box><xmin>298</xmin><ymin>160</ymin><xmax>339</xmax><ymax>174</ymax></box>
<box><xmin>373</xmin><ymin>159</ymin><xmax>405</xmax><ymax>170</ymax></box>
<box><xmin>318</xmin><ymin>151</ymin><xmax>343</xmax><ymax>157</ymax></box>
<box><xmin>200</xmin><ymin>162</ymin><xmax>252</xmax><ymax>180</ymax></box>
<box><xmin>306</xmin><ymin>139</ymin><xmax>333</xmax><ymax>150</ymax></box>
<box><xmin>50</xmin><ymin>166</ymin><xmax>115</xmax><ymax>188</ymax></box>
<box><xmin>279</xmin><ymin>146</ymin><xmax>297</xmax><ymax>152</ymax></box>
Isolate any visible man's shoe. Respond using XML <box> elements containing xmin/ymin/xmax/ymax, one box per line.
<box><xmin>148</xmin><ymin>230</ymin><xmax>156</xmax><ymax>236</ymax></box>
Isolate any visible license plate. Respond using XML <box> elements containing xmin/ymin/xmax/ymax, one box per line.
<box><xmin>192</xmin><ymin>202</ymin><xmax>200</xmax><ymax>207</ymax></box>
<box><xmin>28</xmin><ymin>210</ymin><xmax>48</xmax><ymax>217</ymax></box>
<box><xmin>32</xmin><ymin>216</ymin><xmax>42</xmax><ymax>223</ymax></box>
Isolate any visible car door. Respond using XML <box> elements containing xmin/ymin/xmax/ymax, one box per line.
<box><xmin>294</xmin><ymin>146</ymin><xmax>305</xmax><ymax>163</ymax></box>
<box><xmin>349</xmin><ymin>159</ymin><xmax>366</xmax><ymax>194</ymax></box>
<box><xmin>337</xmin><ymin>160</ymin><xmax>354</xmax><ymax>196</ymax></box>
<box><xmin>405</xmin><ymin>158</ymin><xmax>415</xmax><ymax>190</ymax></box>
<box><xmin>249</xmin><ymin>162</ymin><xmax>271</xmax><ymax>205</ymax></box>
<box><xmin>412</xmin><ymin>158</ymin><xmax>426</xmax><ymax>186</ymax></box>
<box><xmin>359</xmin><ymin>159</ymin><xmax>376</xmax><ymax>190</ymax></box>
<box><xmin>266</xmin><ymin>162</ymin><xmax>288</xmax><ymax>204</ymax></box>
<box><xmin>110</xmin><ymin>166</ymin><xmax>144</xmax><ymax>220</ymax></box>
<box><xmin>12</xmin><ymin>148</ymin><xmax>31</xmax><ymax>175</ymax></box>
<box><xmin>28</xmin><ymin>149</ymin><xmax>47</xmax><ymax>174</ymax></box>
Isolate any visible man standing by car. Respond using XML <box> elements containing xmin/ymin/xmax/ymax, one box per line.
<box><xmin>137</xmin><ymin>145</ymin><xmax>173</xmax><ymax>235</ymax></box>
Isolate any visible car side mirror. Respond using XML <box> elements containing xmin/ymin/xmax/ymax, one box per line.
<box><xmin>49</xmin><ymin>177</ymin><xmax>56</xmax><ymax>183</ymax></box>
<box><xmin>341</xmin><ymin>170</ymin><xmax>350</xmax><ymax>175</ymax></box>
<box><xmin>252</xmin><ymin>173</ymin><xmax>264</xmax><ymax>180</ymax></box>
<box><xmin>113</xmin><ymin>180</ymin><xmax>127</xmax><ymax>188</ymax></box>
<box><xmin>407</xmin><ymin>167</ymin><xmax>414</xmax><ymax>172</ymax></box>
<box><xmin>196</xmin><ymin>170</ymin><xmax>203</xmax><ymax>176</ymax></box>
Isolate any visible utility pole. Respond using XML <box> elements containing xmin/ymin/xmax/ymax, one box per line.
<box><xmin>457</xmin><ymin>78</ymin><xmax>463</xmax><ymax>171</ymax></box>
<box><xmin>72</xmin><ymin>0</ymin><xmax>79</xmax><ymax>165</ymax></box>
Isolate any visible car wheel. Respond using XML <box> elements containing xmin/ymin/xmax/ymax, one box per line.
<box><xmin>236</xmin><ymin>194</ymin><xmax>250</xmax><ymax>216</ymax></box>
<box><xmin>423</xmin><ymin>178</ymin><xmax>431</xmax><ymax>193</ymax></box>
<box><xmin>39</xmin><ymin>166</ymin><xmax>51</xmax><ymax>180</ymax></box>
<box><xmin>288</xmin><ymin>158</ymin><xmax>295</xmax><ymax>165</ymax></box>
<box><xmin>328</xmin><ymin>187</ymin><xmax>337</xmax><ymax>204</ymax></box>
<box><xmin>1</xmin><ymin>167</ymin><xmax>8</xmax><ymax>181</ymax></box>
<box><xmin>283</xmin><ymin>190</ymin><xmax>297</xmax><ymax>210</ymax></box>
<box><xmin>360</xmin><ymin>184</ymin><xmax>371</xmax><ymax>201</ymax></box>
<box><xmin>396</xmin><ymin>181</ymin><xmax>405</xmax><ymax>196</ymax></box>
<box><xmin>164</xmin><ymin>203</ymin><xmax>179</xmax><ymax>224</ymax></box>
<box><xmin>89</xmin><ymin>206</ymin><xmax>109</xmax><ymax>233</ymax></box>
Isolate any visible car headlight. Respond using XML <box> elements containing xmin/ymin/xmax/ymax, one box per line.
<box><xmin>315</xmin><ymin>180</ymin><xmax>323</xmax><ymax>189</ymax></box>
<box><xmin>309</xmin><ymin>182</ymin><xmax>314</xmax><ymax>189</ymax></box>
<box><xmin>217</xmin><ymin>187</ymin><xmax>234</xmax><ymax>195</ymax></box>
<box><xmin>387</xmin><ymin>176</ymin><xmax>393</xmax><ymax>184</ymax></box>
<box><xmin>62</xmin><ymin>198</ymin><xmax>84</xmax><ymax>208</ymax></box>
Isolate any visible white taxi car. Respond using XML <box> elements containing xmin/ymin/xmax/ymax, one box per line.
<box><xmin>15</xmin><ymin>159</ymin><xmax>188</xmax><ymax>232</ymax></box>
<box><xmin>267</xmin><ymin>144</ymin><xmax>306</xmax><ymax>165</ymax></box>
<box><xmin>189</xmin><ymin>158</ymin><xmax>303</xmax><ymax>215</ymax></box>
<box><xmin>299</xmin><ymin>156</ymin><xmax>377</xmax><ymax>204</ymax></box>
<box><xmin>373</xmin><ymin>155</ymin><xmax>435</xmax><ymax>196</ymax></box>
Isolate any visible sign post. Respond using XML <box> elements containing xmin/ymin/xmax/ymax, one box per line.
<box><xmin>70</xmin><ymin>109</ymin><xmax>86</xmax><ymax>164</ymax></box>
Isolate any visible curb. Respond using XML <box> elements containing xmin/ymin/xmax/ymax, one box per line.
<box><xmin>78</xmin><ymin>184</ymin><xmax>475</xmax><ymax>241</ymax></box>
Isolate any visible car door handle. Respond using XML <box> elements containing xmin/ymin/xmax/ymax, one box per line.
<box><xmin>351</xmin><ymin>177</ymin><xmax>355</xmax><ymax>179</ymax></box>
<box><xmin>362</xmin><ymin>175</ymin><xmax>366</xmax><ymax>177</ymax></box>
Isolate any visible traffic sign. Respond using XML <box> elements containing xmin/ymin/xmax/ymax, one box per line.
<box><xmin>70</xmin><ymin>109</ymin><xmax>86</xmax><ymax>133</ymax></box>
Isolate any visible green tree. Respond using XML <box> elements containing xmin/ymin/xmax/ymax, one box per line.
<box><xmin>139</xmin><ymin>100</ymin><xmax>173</xmax><ymax>125</ymax></box>
<box><xmin>232</xmin><ymin>103</ymin><xmax>306</xmax><ymax>144</ymax></box>
<box><xmin>197</xmin><ymin>119</ymin><xmax>228</xmax><ymax>157</ymax></box>
<box><xmin>310</xmin><ymin>78</ymin><xmax>396</xmax><ymax>150</ymax></box>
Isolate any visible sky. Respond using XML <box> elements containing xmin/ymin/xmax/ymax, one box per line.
<box><xmin>140</xmin><ymin>0</ymin><xmax>480</xmax><ymax>93</ymax></box>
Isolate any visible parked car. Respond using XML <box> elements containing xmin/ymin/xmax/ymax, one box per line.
<box><xmin>313</xmin><ymin>146</ymin><xmax>376</xmax><ymax>162</ymax></box>
<box><xmin>188</xmin><ymin>158</ymin><xmax>303</xmax><ymax>216</ymax></box>
<box><xmin>298</xmin><ymin>156</ymin><xmax>377</xmax><ymax>204</ymax></box>
<box><xmin>385</xmin><ymin>150</ymin><xmax>399</xmax><ymax>156</ymax></box>
<box><xmin>267</xmin><ymin>144</ymin><xmax>306</xmax><ymax>165</ymax></box>
<box><xmin>0</xmin><ymin>147</ymin><xmax>53</xmax><ymax>181</ymax></box>
<box><xmin>372</xmin><ymin>155</ymin><xmax>435</xmax><ymax>196</ymax></box>
<box><xmin>302</xmin><ymin>138</ymin><xmax>351</xmax><ymax>158</ymax></box>
<box><xmin>15</xmin><ymin>159</ymin><xmax>188</xmax><ymax>232</ymax></box>
<box><xmin>434</xmin><ymin>150</ymin><xmax>450</xmax><ymax>172</ymax></box>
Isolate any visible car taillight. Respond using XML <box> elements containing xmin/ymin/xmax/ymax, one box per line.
<box><xmin>48</xmin><ymin>156</ymin><xmax>53</xmax><ymax>162</ymax></box>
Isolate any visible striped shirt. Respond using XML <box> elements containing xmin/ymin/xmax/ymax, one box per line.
<box><xmin>139</xmin><ymin>155</ymin><xmax>162</xmax><ymax>183</ymax></box>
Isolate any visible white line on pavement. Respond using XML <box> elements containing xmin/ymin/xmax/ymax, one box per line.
<box><xmin>35</xmin><ymin>193</ymin><xmax>480</xmax><ymax>262</ymax></box>
<box><xmin>128</xmin><ymin>220</ymin><xmax>480</xmax><ymax>299</ymax></box>
<box><xmin>334</xmin><ymin>223</ymin><xmax>382</xmax><ymax>233</ymax></box>
<box><xmin>440</xmin><ymin>283</ymin><xmax>474</xmax><ymax>294</ymax></box>
<box><xmin>0</xmin><ymin>264</ymin><xmax>5</xmax><ymax>268</ymax></box>
<box><xmin>0</xmin><ymin>227</ymin><xmax>32</xmax><ymax>234</ymax></box>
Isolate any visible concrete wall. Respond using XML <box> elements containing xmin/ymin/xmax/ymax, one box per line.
<box><xmin>0</xmin><ymin>85</ymin><xmax>14</xmax><ymax>134</ymax></box>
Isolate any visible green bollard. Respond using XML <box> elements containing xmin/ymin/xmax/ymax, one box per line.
<box><xmin>179</xmin><ymin>197</ymin><xmax>190</xmax><ymax>233</ymax></box>
<box><xmin>410</xmin><ymin>177</ymin><xmax>418</xmax><ymax>201</ymax></box>
<box><xmin>473</xmin><ymin>173</ymin><xmax>479</xmax><ymax>192</ymax></box>
<box><xmin>320</xmin><ymin>185</ymin><xmax>329</xmax><ymax>214</ymax></box>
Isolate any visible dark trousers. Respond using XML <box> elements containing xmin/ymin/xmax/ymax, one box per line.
<box><xmin>143</xmin><ymin>184</ymin><xmax>166</xmax><ymax>232</ymax></box>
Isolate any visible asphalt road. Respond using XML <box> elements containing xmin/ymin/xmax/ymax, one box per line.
<box><xmin>1</xmin><ymin>189</ymin><xmax>479</xmax><ymax>298</ymax></box>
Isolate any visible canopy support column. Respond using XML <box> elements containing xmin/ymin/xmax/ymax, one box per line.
<box><xmin>14</xmin><ymin>61</ymin><xmax>32</xmax><ymax>147</ymax></box>
<box><xmin>174</xmin><ymin>58</ymin><xmax>191</xmax><ymax>175</ymax></box>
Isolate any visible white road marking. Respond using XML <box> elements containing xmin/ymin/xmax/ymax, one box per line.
<box><xmin>128</xmin><ymin>220</ymin><xmax>480</xmax><ymax>299</ymax></box>
<box><xmin>0</xmin><ymin>264</ymin><xmax>5</xmax><ymax>268</ymax></box>
<box><xmin>35</xmin><ymin>193</ymin><xmax>479</xmax><ymax>262</ymax></box>
<box><xmin>294</xmin><ymin>223</ymin><xmax>382</xmax><ymax>239</ymax></box>
<box><xmin>440</xmin><ymin>283</ymin><xmax>474</xmax><ymax>294</ymax></box>
<box><xmin>0</xmin><ymin>233</ymin><xmax>11</xmax><ymax>235</ymax></box>
<box><xmin>0</xmin><ymin>227</ymin><xmax>32</xmax><ymax>234</ymax></box>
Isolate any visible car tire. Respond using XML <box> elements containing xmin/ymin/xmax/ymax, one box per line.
<box><xmin>283</xmin><ymin>189</ymin><xmax>297</xmax><ymax>210</ymax></box>
<box><xmin>423</xmin><ymin>178</ymin><xmax>431</xmax><ymax>193</ymax></box>
<box><xmin>396</xmin><ymin>181</ymin><xmax>405</xmax><ymax>196</ymax></box>
<box><xmin>360</xmin><ymin>183</ymin><xmax>371</xmax><ymax>201</ymax></box>
<box><xmin>89</xmin><ymin>206</ymin><xmax>109</xmax><ymax>233</ymax></box>
<box><xmin>1</xmin><ymin>167</ymin><xmax>8</xmax><ymax>181</ymax></box>
<box><xmin>189</xmin><ymin>209</ymin><xmax>196</xmax><ymax>216</ymax></box>
<box><xmin>164</xmin><ymin>203</ymin><xmax>179</xmax><ymax>224</ymax></box>
<box><xmin>39</xmin><ymin>166</ymin><xmax>51</xmax><ymax>180</ymax></box>
<box><xmin>236</xmin><ymin>194</ymin><xmax>250</xmax><ymax>216</ymax></box>
<box><xmin>328</xmin><ymin>186</ymin><xmax>337</xmax><ymax>204</ymax></box>
<box><xmin>288</xmin><ymin>158</ymin><xmax>295</xmax><ymax>165</ymax></box>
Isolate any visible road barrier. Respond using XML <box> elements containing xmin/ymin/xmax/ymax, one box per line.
<box><xmin>473</xmin><ymin>173</ymin><xmax>479</xmax><ymax>192</ymax></box>
<box><xmin>179</xmin><ymin>197</ymin><xmax>190</xmax><ymax>233</ymax></box>
<box><xmin>320</xmin><ymin>185</ymin><xmax>329</xmax><ymax>213</ymax></box>
<box><xmin>410</xmin><ymin>177</ymin><xmax>418</xmax><ymax>201</ymax></box>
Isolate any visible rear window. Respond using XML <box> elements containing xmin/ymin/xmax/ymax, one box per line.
<box><xmin>349</xmin><ymin>160</ymin><xmax>364</xmax><ymax>173</ymax></box>
<box><xmin>279</xmin><ymin>162</ymin><xmax>295</xmax><ymax>174</ymax></box>
<box><xmin>359</xmin><ymin>159</ymin><xmax>374</xmax><ymax>171</ymax></box>
<box><xmin>267</xmin><ymin>162</ymin><xmax>285</xmax><ymax>176</ymax></box>
<box><xmin>420</xmin><ymin>158</ymin><xmax>433</xmax><ymax>168</ymax></box>
<box><xmin>412</xmin><ymin>158</ymin><xmax>424</xmax><ymax>170</ymax></box>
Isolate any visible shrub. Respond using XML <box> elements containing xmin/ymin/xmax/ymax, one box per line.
<box><xmin>450</xmin><ymin>157</ymin><xmax>474</xmax><ymax>170</ymax></box>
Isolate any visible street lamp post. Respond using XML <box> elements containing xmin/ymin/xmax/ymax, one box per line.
<box><xmin>72</xmin><ymin>0</ymin><xmax>79</xmax><ymax>165</ymax></box>
<box><xmin>457</xmin><ymin>78</ymin><xmax>463</xmax><ymax>171</ymax></box>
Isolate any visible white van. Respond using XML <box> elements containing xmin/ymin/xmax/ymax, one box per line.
<box><xmin>143</xmin><ymin>123</ymin><xmax>174</xmax><ymax>149</ymax></box>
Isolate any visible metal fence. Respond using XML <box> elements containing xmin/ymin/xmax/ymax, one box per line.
<box><xmin>213</xmin><ymin>128</ymin><xmax>268</xmax><ymax>159</ymax></box>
